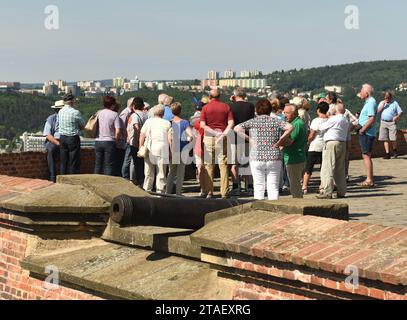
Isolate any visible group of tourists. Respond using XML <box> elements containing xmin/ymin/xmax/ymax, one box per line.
<box><xmin>43</xmin><ymin>84</ymin><xmax>403</xmax><ymax>201</ymax></box>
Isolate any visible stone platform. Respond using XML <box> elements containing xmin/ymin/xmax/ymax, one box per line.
<box><xmin>1</xmin><ymin>172</ymin><xmax>406</xmax><ymax>300</ymax></box>
<box><xmin>182</xmin><ymin>155</ymin><xmax>407</xmax><ymax>228</ymax></box>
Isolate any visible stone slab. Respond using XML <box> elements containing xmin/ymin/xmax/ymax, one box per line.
<box><xmin>252</xmin><ymin>199</ymin><xmax>349</xmax><ymax>220</ymax></box>
<box><xmin>22</xmin><ymin>242</ymin><xmax>234</xmax><ymax>300</ymax></box>
<box><xmin>192</xmin><ymin>210</ymin><xmax>285</xmax><ymax>251</ymax></box>
<box><xmin>0</xmin><ymin>184</ymin><xmax>110</xmax><ymax>214</ymax></box>
<box><xmin>102</xmin><ymin>221</ymin><xmax>200</xmax><ymax>259</ymax></box>
<box><xmin>57</xmin><ymin>175</ymin><xmax>151</xmax><ymax>202</ymax></box>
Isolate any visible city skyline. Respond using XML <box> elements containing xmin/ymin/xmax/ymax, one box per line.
<box><xmin>1</xmin><ymin>0</ymin><xmax>407</xmax><ymax>82</ymax></box>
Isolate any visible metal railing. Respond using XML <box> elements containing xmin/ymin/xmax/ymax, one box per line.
<box><xmin>20</xmin><ymin>133</ymin><xmax>95</xmax><ymax>152</ymax></box>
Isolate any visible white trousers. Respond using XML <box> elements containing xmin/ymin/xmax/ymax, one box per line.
<box><xmin>250</xmin><ymin>161</ymin><xmax>282</xmax><ymax>201</ymax></box>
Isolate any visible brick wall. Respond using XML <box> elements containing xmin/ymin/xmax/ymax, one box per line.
<box><xmin>0</xmin><ymin>149</ymin><xmax>95</xmax><ymax>180</ymax></box>
<box><xmin>0</xmin><ymin>218</ymin><xmax>102</xmax><ymax>300</ymax></box>
<box><xmin>349</xmin><ymin>130</ymin><xmax>407</xmax><ymax>160</ymax></box>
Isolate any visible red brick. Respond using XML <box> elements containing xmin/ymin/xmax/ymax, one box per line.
<box><xmin>334</xmin><ymin>249</ymin><xmax>377</xmax><ymax>273</ymax></box>
<box><xmin>369</xmin><ymin>288</ymin><xmax>386</xmax><ymax>300</ymax></box>
<box><xmin>304</xmin><ymin>245</ymin><xmax>347</xmax><ymax>269</ymax></box>
<box><xmin>310</xmin><ymin>275</ymin><xmax>324</xmax><ymax>287</ymax></box>
<box><xmin>323</xmin><ymin>279</ymin><xmax>338</xmax><ymax>290</ymax></box>
<box><xmin>385</xmin><ymin>292</ymin><xmax>406</xmax><ymax>300</ymax></box>
<box><xmin>361</xmin><ymin>228</ymin><xmax>406</xmax><ymax>247</ymax></box>
<box><xmin>290</xmin><ymin>242</ymin><xmax>332</xmax><ymax>265</ymax></box>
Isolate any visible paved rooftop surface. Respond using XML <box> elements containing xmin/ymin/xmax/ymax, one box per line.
<box><xmin>1</xmin><ymin>155</ymin><xmax>406</xmax><ymax>229</ymax></box>
<box><xmin>182</xmin><ymin>155</ymin><xmax>407</xmax><ymax>228</ymax></box>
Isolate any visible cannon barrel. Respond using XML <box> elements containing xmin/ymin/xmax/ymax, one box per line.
<box><xmin>110</xmin><ymin>195</ymin><xmax>249</xmax><ymax>230</ymax></box>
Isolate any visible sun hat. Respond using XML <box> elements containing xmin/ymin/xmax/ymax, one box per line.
<box><xmin>51</xmin><ymin>100</ymin><xmax>65</xmax><ymax>109</ymax></box>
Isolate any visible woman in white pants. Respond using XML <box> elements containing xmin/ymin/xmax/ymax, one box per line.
<box><xmin>235</xmin><ymin>99</ymin><xmax>293</xmax><ymax>201</ymax></box>
<box><xmin>139</xmin><ymin>105</ymin><xmax>171</xmax><ymax>194</ymax></box>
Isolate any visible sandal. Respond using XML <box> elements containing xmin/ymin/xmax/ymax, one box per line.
<box><xmin>358</xmin><ymin>181</ymin><xmax>375</xmax><ymax>188</ymax></box>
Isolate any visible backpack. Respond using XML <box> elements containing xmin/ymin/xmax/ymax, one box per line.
<box><xmin>84</xmin><ymin>111</ymin><xmax>101</xmax><ymax>138</ymax></box>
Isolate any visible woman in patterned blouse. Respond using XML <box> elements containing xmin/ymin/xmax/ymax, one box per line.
<box><xmin>234</xmin><ymin>99</ymin><xmax>293</xmax><ymax>201</ymax></box>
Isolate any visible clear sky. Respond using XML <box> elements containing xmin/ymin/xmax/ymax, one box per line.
<box><xmin>1</xmin><ymin>0</ymin><xmax>406</xmax><ymax>82</ymax></box>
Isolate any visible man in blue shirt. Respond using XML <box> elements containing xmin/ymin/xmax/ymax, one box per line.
<box><xmin>43</xmin><ymin>100</ymin><xmax>64</xmax><ymax>182</ymax></box>
<box><xmin>378</xmin><ymin>91</ymin><xmax>403</xmax><ymax>159</ymax></box>
<box><xmin>358</xmin><ymin>84</ymin><xmax>378</xmax><ymax>187</ymax></box>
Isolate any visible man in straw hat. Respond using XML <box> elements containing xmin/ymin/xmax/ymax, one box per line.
<box><xmin>43</xmin><ymin>100</ymin><xmax>64</xmax><ymax>182</ymax></box>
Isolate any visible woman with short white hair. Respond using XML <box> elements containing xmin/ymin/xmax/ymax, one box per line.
<box><xmin>139</xmin><ymin>105</ymin><xmax>171</xmax><ymax>193</ymax></box>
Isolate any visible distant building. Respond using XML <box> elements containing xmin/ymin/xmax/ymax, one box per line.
<box><xmin>113</xmin><ymin>77</ymin><xmax>127</xmax><ymax>88</ymax></box>
<box><xmin>223</xmin><ymin>69</ymin><xmax>235</xmax><ymax>79</ymax></box>
<box><xmin>218</xmin><ymin>78</ymin><xmax>267</xmax><ymax>89</ymax></box>
<box><xmin>208</xmin><ymin>70</ymin><xmax>219</xmax><ymax>80</ymax></box>
<box><xmin>65</xmin><ymin>85</ymin><xmax>81</xmax><ymax>97</ymax></box>
<box><xmin>240</xmin><ymin>70</ymin><xmax>262</xmax><ymax>78</ymax></box>
<box><xmin>324</xmin><ymin>85</ymin><xmax>343</xmax><ymax>94</ymax></box>
<box><xmin>44</xmin><ymin>84</ymin><xmax>58</xmax><ymax>96</ymax></box>
<box><xmin>157</xmin><ymin>82</ymin><xmax>165</xmax><ymax>91</ymax></box>
<box><xmin>44</xmin><ymin>80</ymin><xmax>66</xmax><ymax>91</ymax></box>
<box><xmin>201</xmin><ymin>79</ymin><xmax>218</xmax><ymax>89</ymax></box>
<box><xmin>0</xmin><ymin>82</ymin><xmax>21</xmax><ymax>91</ymax></box>
<box><xmin>77</xmin><ymin>81</ymin><xmax>96</xmax><ymax>90</ymax></box>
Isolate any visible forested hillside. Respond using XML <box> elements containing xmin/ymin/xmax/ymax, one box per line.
<box><xmin>1</xmin><ymin>60</ymin><xmax>407</xmax><ymax>143</ymax></box>
<box><xmin>267</xmin><ymin>60</ymin><xmax>407</xmax><ymax>92</ymax></box>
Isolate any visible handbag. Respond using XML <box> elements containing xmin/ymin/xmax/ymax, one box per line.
<box><xmin>84</xmin><ymin>111</ymin><xmax>101</xmax><ymax>138</ymax></box>
<box><xmin>137</xmin><ymin>130</ymin><xmax>151</xmax><ymax>158</ymax></box>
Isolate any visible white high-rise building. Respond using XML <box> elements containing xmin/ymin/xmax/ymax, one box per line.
<box><xmin>208</xmin><ymin>70</ymin><xmax>219</xmax><ymax>80</ymax></box>
<box><xmin>224</xmin><ymin>69</ymin><xmax>235</xmax><ymax>79</ymax></box>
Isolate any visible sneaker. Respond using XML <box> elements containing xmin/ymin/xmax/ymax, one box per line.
<box><xmin>383</xmin><ymin>154</ymin><xmax>391</xmax><ymax>160</ymax></box>
<box><xmin>393</xmin><ymin>151</ymin><xmax>399</xmax><ymax>159</ymax></box>
<box><xmin>206</xmin><ymin>194</ymin><xmax>213</xmax><ymax>199</ymax></box>
<box><xmin>199</xmin><ymin>193</ymin><xmax>207</xmax><ymax>199</ymax></box>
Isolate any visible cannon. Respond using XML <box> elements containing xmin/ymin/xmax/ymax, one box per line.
<box><xmin>110</xmin><ymin>195</ymin><xmax>249</xmax><ymax>230</ymax></box>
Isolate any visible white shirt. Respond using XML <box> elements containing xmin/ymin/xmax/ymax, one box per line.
<box><xmin>309</xmin><ymin>117</ymin><xmax>327</xmax><ymax>152</ymax></box>
<box><xmin>319</xmin><ymin>115</ymin><xmax>350</xmax><ymax>142</ymax></box>
<box><xmin>141</xmin><ymin>117</ymin><xmax>171</xmax><ymax>159</ymax></box>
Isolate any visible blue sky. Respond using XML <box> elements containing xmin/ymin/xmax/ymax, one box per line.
<box><xmin>1</xmin><ymin>0</ymin><xmax>406</xmax><ymax>82</ymax></box>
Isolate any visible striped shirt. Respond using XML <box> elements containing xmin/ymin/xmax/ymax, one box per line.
<box><xmin>57</xmin><ymin>105</ymin><xmax>85</xmax><ymax>137</ymax></box>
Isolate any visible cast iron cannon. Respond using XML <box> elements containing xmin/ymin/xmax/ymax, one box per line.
<box><xmin>110</xmin><ymin>195</ymin><xmax>249</xmax><ymax>230</ymax></box>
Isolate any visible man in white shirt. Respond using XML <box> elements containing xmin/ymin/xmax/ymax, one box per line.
<box><xmin>302</xmin><ymin>102</ymin><xmax>329</xmax><ymax>194</ymax></box>
<box><xmin>317</xmin><ymin>103</ymin><xmax>350</xmax><ymax>199</ymax></box>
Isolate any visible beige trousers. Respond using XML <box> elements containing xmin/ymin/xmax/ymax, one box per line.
<box><xmin>321</xmin><ymin>141</ymin><xmax>347</xmax><ymax>197</ymax></box>
<box><xmin>166</xmin><ymin>163</ymin><xmax>186</xmax><ymax>195</ymax></box>
<box><xmin>287</xmin><ymin>162</ymin><xmax>306</xmax><ymax>198</ymax></box>
<box><xmin>203</xmin><ymin>136</ymin><xmax>229</xmax><ymax>197</ymax></box>
<box><xmin>143</xmin><ymin>155</ymin><xmax>167</xmax><ymax>194</ymax></box>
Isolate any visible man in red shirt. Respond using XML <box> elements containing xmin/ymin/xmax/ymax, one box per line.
<box><xmin>200</xmin><ymin>88</ymin><xmax>235</xmax><ymax>198</ymax></box>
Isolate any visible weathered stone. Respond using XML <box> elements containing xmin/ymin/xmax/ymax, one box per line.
<box><xmin>0</xmin><ymin>184</ymin><xmax>109</xmax><ymax>214</ymax></box>
<box><xmin>205</xmin><ymin>202</ymin><xmax>255</xmax><ymax>225</ymax></box>
<box><xmin>57</xmin><ymin>175</ymin><xmax>151</xmax><ymax>202</ymax></box>
<box><xmin>191</xmin><ymin>210</ymin><xmax>284</xmax><ymax>251</ymax></box>
<box><xmin>21</xmin><ymin>242</ymin><xmax>234</xmax><ymax>300</ymax></box>
<box><xmin>253</xmin><ymin>199</ymin><xmax>349</xmax><ymax>221</ymax></box>
<box><xmin>102</xmin><ymin>221</ymin><xmax>200</xmax><ymax>259</ymax></box>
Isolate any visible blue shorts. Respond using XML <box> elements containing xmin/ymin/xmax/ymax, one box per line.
<box><xmin>359</xmin><ymin>135</ymin><xmax>375</xmax><ymax>155</ymax></box>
